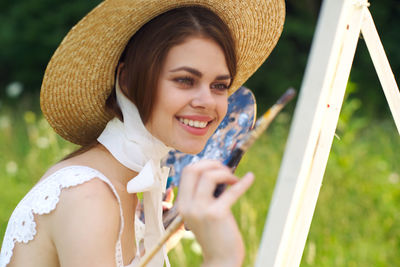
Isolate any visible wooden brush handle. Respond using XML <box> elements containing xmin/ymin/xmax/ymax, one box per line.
<box><xmin>138</xmin><ymin>216</ymin><xmax>184</xmax><ymax>267</ymax></box>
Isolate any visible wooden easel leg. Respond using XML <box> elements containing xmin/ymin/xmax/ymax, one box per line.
<box><xmin>361</xmin><ymin>10</ymin><xmax>400</xmax><ymax>134</ymax></box>
<box><xmin>255</xmin><ymin>1</ymin><xmax>369</xmax><ymax>266</ymax></box>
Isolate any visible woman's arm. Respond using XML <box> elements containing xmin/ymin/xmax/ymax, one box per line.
<box><xmin>50</xmin><ymin>178</ymin><xmax>122</xmax><ymax>267</ymax></box>
<box><xmin>177</xmin><ymin>160</ymin><xmax>254</xmax><ymax>267</ymax></box>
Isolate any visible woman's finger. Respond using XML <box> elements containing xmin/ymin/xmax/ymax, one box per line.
<box><xmin>177</xmin><ymin>160</ymin><xmax>224</xmax><ymax>208</ymax></box>
<box><xmin>194</xmin><ymin>168</ymin><xmax>238</xmax><ymax>200</ymax></box>
<box><xmin>216</xmin><ymin>172</ymin><xmax>254</xmax><ymax>209</ymax></box>
<box><xmin>164</xmin><ymin>187</ymin><xmax>174</xmax><ymax>203</ymax></box>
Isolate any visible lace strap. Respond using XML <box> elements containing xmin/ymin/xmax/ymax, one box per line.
<box><xmin>0</xmin><ymin>165</ymin><xmax>125</xmax><ymax>267</ymax></box>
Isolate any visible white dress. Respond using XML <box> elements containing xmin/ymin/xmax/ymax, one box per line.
<box><xmin>0</xmin><ymin>165</ymin><xmax>145</xmax><ymax>267</ymax></box>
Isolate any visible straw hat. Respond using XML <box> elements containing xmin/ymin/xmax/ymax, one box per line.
<box><xmin>40</xmin><ymin>0</ymin><xmax>285</xmax><ymax>145</ymax></box>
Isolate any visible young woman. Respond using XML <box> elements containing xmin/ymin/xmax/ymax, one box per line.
<box><xmin>0</xmin><ymin>1</ymin><xmax>285</xmax><ymax>267</ymax></box>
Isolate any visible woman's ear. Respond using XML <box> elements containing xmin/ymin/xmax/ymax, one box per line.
<box><xmin>116</xmin><ymin>63</ymin><xmax>129</xmax><ymax>94</ymax></box>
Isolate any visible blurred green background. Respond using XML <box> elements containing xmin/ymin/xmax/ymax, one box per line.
<box><xmin>1</xmin><ymin>0</ymin><xmax>399</xmax><ymax>266</ymax></box>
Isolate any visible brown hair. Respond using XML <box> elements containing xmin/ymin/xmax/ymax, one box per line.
<box><xmin>106</xmin><ymin>6</ymin><xmax>237</xmax><ymax>123</ymax></box>
<box><xmin>63</xmin><ymin>6</ymin><xmax>236</xmax><ymax>160</ymax></box>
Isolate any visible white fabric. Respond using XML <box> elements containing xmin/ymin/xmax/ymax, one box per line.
<box><xmin>97</xmin><ymin>79</ymin><xmax>172</xmax><ymax>267</ymax></box>
<box><xmin>0</xmin><ymin>165</ymin><xmax>144</xmax><ymax>267</ymax></box>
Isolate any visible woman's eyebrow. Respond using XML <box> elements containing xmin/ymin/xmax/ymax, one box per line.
<box><xmin>215</xmin><ymin>75</ymin><xmax>231</xmax><ymax>81</ymax></box>
<box><xmin>170</xmin><ymin>66</ymin><xmax>202</xmax><ymax>77</ymax></box>
<box><xmin>170</xmin><ymin>66</ymin><xmax>231</xmax><ymax>81</ymax></box>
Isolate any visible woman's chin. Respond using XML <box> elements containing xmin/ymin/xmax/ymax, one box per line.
<box><xmin>173</xmin><ymin>141</ymin><xmax>206</xmax><ymax>155</ymax></box>
<box><xmin>177</xmin><ymin>146</ymin><xmax>204</xmax><ymax>155</ymax></box>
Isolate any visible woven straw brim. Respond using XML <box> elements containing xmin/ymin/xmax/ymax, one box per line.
<box><xmin>40</xmin><ymin>0</ymin><xmax>285</xmax><ymax>145</ymax></box>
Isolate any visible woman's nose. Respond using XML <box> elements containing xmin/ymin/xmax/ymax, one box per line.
<box><xmin>190</xmin><ymin>84</ymin><xmax>216</xmax><ymax>110</ymax></box>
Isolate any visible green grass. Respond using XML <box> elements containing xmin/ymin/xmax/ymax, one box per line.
<box><xmin>1</xmin><ymin>96</ymin><xmax>399</xmax><ymax>266</ymax></box>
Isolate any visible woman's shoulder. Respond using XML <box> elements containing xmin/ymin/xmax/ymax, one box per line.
<box><xmin>0</xmin><ymin>165</ymin><xmax>123</xmax><ymax>267</ymax></box>
<box><xmin>49</xmin><ymin>175</ymin><xmax>121</xmax><ymax>247</ymax></box>
<box><xmin>52</xmin><ymin>170</ymin><xmax>121</xmax><ymax>220</ymax></box>
<box><xmin>9</xmin><ymin>164</ymin><xmax>123</xmax><ymax>238</ymax></box>
<box><xmin>38</xmin><ymin>163</ymin><xmax>123</xmax><ymax>219</ymax></box>
<box><xmin>46</xmin><ymin>166</ymin><xmax>125</xmax><ymax>266</ymax></box>
<box><xmin>50</xmin><ymin>167</ymin><xmax>121</xmax><ymax>214</ymax></box>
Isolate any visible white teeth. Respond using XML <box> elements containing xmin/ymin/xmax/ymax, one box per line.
<box><xmin>179</xmin><ymin>118</ymin><xmax>208</xmax><ymax>128</ymax></box>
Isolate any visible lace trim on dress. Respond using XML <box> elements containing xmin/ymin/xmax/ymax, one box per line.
<box><xmin>0</xmin><ymin>165</ymin><xmax>131</xmax><ymax>267</ymax></box>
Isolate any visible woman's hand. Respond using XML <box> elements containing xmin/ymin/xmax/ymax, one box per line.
<box><xmin>176</xmin><ymin>160</ymin><xmax>254</xmax><ymax>267</ymax></box>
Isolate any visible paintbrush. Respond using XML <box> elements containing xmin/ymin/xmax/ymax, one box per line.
<box><xmin>138</xmin><ymin>88</ymin><xmax>296</xmax><ymax>267</ymax></box>
<box><xmin>213</xmin><ymin>87</ymin><xmax>296</xmax><ymax>196</ymax></box>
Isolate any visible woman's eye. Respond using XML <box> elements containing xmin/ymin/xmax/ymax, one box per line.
<box><xmin>174</xmin><ymin>77</ymin><xmax>194</xmax><ymax>87</ymax></box>
<box><xmin>211</xmin><ymin>83</ymin><xmax>229</xmax><ymax>91</ymax></box>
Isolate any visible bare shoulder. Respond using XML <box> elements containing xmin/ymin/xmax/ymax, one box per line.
<box><xmin>50</xmin><ymin>178</ymin><xmax>121</xmax><ymax>266</ymax></box>
<box><xmin>52</xmin><ymin>177</ymin><xmax>121</xmax><ymax>237</ymax></box>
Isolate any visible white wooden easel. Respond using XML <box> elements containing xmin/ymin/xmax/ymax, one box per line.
<box><xmin>255</xmin><ymin>0</ymin><xmax>400</xmax><ymax>266</ymax></box>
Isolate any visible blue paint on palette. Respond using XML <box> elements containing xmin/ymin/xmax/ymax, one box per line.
<box><xmin>165</xmin><ymin>86</ymin><xmax>256</xmax><ymax>188</ymax></box>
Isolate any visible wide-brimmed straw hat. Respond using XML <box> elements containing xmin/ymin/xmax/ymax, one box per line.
<box><xmin>40</xmin><ymin>0</ymin><xmax>285</xmax><ymax>145</ymax></box>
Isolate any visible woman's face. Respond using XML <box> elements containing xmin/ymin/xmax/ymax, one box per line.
<box><xmin>145</xmin><ymin>36</ymin><xmax>231</xmax><ymax>154</ymax></box>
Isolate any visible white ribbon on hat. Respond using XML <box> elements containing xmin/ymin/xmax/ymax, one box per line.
<box><xmin>97</xmin><ymin>79</ymin><xmax>171</xmax><ymax>267</ymax></box>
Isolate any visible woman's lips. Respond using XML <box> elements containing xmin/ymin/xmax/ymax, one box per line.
<box><xmin>176</xmin><ymin>115</ymin><xmax>214</xmax><ymax>136</ymax></box>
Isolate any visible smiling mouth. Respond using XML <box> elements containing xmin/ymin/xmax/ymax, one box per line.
<box><xmin>178</xmin><ymin>117</ymin><xmax>209</xmax><ymax>128</ymax></box>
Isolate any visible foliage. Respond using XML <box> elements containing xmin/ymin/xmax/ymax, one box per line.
<box><xmin>0</xmin><ymin>0</ymin><xmax>101</xmax><ymax>95</ymax></box>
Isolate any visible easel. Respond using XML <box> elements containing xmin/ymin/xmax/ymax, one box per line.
<box><xmin>255</xmin><ymin>0</ymin><xmax>400</xmax><ymax>266</ymax></box>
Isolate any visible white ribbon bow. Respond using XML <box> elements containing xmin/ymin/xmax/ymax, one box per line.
<box><xmin>98</xmin><ymin>79</ymin><xmax>171</xmax><ymax>267</ymax></box>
